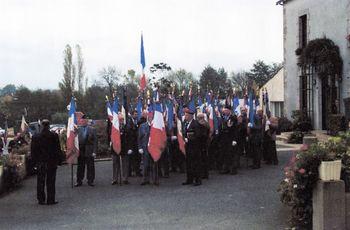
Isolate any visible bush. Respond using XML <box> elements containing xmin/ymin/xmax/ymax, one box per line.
<box><xmin>278</xmin><ymin>117</ymin><xmax>293</xmax><ymax>133</ymax></box>
<box><xmin>327</xmin><ymin>114</ymin><xmax>346</xmax><ymax>136</ymax></box>
<box><xmin>291</xmin><ymin>110</ymin><xmax>312</xmax><ymax>132</ymax></box>
<box><xmin>288</xmin><ymin>131</ymin><xmax>304</xmax><ymax>144</ymax></box>
<box><xmin>278</xmin><ymin>132</ymin><xmax>350</xmax><ymax>229</ymax></box>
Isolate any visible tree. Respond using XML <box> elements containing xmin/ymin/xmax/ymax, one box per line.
<box><xmin>76</xmin><ymin>44</ymin><xmax>85</xmax><ymax>94</ymax></box>
<box><xmin>247</xmin><ymin>60</ymin><xmax>282</xmax><ymax>88</ymax></box>
<box><xmin>199</xmin><ymin>65</ymin><xmax>227</xmax><ymax>97</ymax></box>
<box><xmin>230</xmin><ymin>71</ymin><xmax>251</xmax><ymax>96</ymax></box>
<box><xmin>59</xmin><ymin>45</ymin><xmax>76</xmax><ymax>104</ymax></box>
<box><xmin>0</xmin><ymin>84</ymin><xmax>16</xmax><ymax>96</ymax></box>
<box><xmin>165</xmin><ymin>69</ymin><xmax>195</xmax><ymax>91</ymax></box>
<box><xmin>99</xmin><ymin>66</ymin><xmax>120</xmax><ymax>99</ymax></box>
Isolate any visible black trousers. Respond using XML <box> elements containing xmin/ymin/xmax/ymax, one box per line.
<box><xmin>129</xmin><ymin>150</ymin><xmax>141</xmax><ymax>176</ymax></box>
<box><xmin>77</xmin><ymin>156</ymin><xmax>95</xmax><ymax>183</ymax></box>
<box><xmin>37</xmin><ymin>163</ymin><xmax>57</xmax><ymax>203</ymax></box>
<box><xmin>251</xmin><ymin>140</ymin><xmax>262</xmax><ymax>167</ymax></box>
<box><xmin>201</xmin><ymin>149</ymin><xmax>209</xmax><ymax>178</ymax></box>
<box><xmin>185</xmin><ymin>151</ymin><xmax>201</xmax><ymax>183</ymax></box>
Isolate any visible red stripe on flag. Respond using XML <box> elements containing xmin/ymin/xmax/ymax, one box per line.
<box><xmin>148</xmin><ymin>127</ymin><xmax>167</xmax><ymax>162</ymax></box>
<box><xmin>111</xmin><ymin>126</ymin><xmax>121</xmax><ymax>154</ymax></box>
<box><xmin>140</xmin><ymin>73</ymin><xmax>146</xmax><ymax>91</ymax></box>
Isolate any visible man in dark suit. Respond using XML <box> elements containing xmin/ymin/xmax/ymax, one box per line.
<box><xmin>75</xmin><ymin>118</ymin><xmax>98</xmax><ymax>186</ymax></box>
<box><xmin>182</xmin><ymin>108</ymin><xmax>202</xmax><ymax>186</ymax></box>
<box><xmin>31</xmin><ymin>119</ymin><xmax>62</xmax><ymax>205</ymax></box>
<box><xmin>138</xmin><ymin>111</ymin><xmax>153</xmax><ymax>185</ymax></box>
<box><xmin>249</xmin><ymin>109</ymin><xmax>264</xmax><ymax>169</ymax></box>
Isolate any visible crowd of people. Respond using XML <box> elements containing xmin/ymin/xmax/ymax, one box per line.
<box><xmin>28</xmin><ymin>97</ymin><xmax>279</xmax><ymax>205</ymax></box>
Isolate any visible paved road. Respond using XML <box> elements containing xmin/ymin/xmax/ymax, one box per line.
<box><xmin>0</xmin><ymin>151</ymin><xmax>293</xmax><ymax>230</ymax></box>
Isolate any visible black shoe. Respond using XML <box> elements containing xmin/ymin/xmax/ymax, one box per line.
<box><xmin>193</xmin><ymin>181</ymin><xmax>202</xmax><ymax>186</ymax></box>
<box><xmin>153</xmin><ymin>181</ymin><xmax>160</xmax><ymax>186</ymax></box>
<box><xmin>111</xmin><ymin>181</ymin><xmax>117</xmax><ymax>185</ymax></box>
<box><xmin>141</xmin><ymin>181</ymin><xmax>150</xmax><ymax>186</ymax></box>
<box><xmin>163</xmin><ymin>174</ymin><xmax>169</xmax><ymax>178</ymax></box>
<box><xmin>265</xmin><ymin>161</ymin><xmax>272</xmax><ymax>165</ymax></box>
<box><xmin>47</xmin><ymin>201</ymin><xmax>58</xmax><ymax>205</ymax></box>
<box><xmin>230</xmin><ymin>169</ymin><xmax>237</xmax><ymax>175</ymax></box>
<box><xmin>38</xmin><ymin>201</ymin><xmax>46</xmax><ymax>205</ymax></box>
<box><xmin>74</xmin><ymin>182</ymin><xmax>82</xmax><ymax>187</ymax></box>
<box><xmin>219</xmin><ymin>170</ymin><xmax>229</xmax><ymax>174</ymax></box>
<box><xmin>273</xmin><ymin>161</ymin><xmax>279</xmax><ymax>165</ymax></box>
<box><xmin>88</xmin><ymin>182</ymin><xmax>95</xmax><ymax>187</ymax></box>
<box><xmin>182</xmin><ymin>181</ymin><xmax>192</xmax><ymax>185</ymax></box>
<box><xmin>250</xmin><ymin>165</ymin><xmax>260</xmax><ymax>169</ymax></box>
<box><xmin>202</xmin><ymin>176</ymin><xmax>209</xmax><ymax>179</ymax></box>
<box><xmin>123</xmin><ymin>181</ymin><xmax>129</xmax><ymax>185</ymax></box>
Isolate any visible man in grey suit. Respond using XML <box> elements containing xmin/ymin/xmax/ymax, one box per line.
<box><xmin>138</xmin><ymin>111</ymin><xmax>154</xmax><ymax>185</ymax></box>
<box><xmin>75</xmin><ymin>118</ymin><xmax>98</xmax><ymax>187</ymax></box>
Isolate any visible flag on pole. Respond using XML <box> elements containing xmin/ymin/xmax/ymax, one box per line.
<box><xmin>111</xmin><ymin>97</ymin><xmax>121</xmax><ymax>154</ymax></box>
<box><xmin>140</xmin><ymin>33</ymin><xmax>147</xmax><ymax>91</ymax></box>
<box><xmin>20</xmin><ymin>115</ymin><xmax>28</xmax><ymax>133</ymax></box>
<box><xmin>106</xmin><ymin>100</ymin><xmax>113</xmax><ymax>121</ymax></box>
<box><xmin>249</xmin><ymin>92</ymin><xmax>255</xmax><ymax>126</ymax></box>
<box><xmin>233</xmin><ymin>96</ymin><xmax>240</xmax><ymax>116</ymax></box>
<box><xmin>148</xmin><ymin>92</ymin><xmax>167</xmax><ymax>162</ymax></box>
<box><xmin>176</xmin><ymin>108</ymin><xmax>186</xmax><ymax>155</ymax></box>
<box><xmin>66</xmin><ymin>98</ymin><xmax>79</xmax><ymax>164</ymax></box>
<box><xmin>167</xmin><ymin>100</ymin><xmax>174</xmax><ymax>131</ymax></box>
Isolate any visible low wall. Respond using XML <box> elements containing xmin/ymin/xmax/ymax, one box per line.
<box><xmin>313</xmin><ymin>180</ymin><xmax>350</xmax><ymax>230</ymax></box>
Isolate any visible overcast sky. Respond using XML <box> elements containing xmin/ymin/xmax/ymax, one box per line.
<box><xmin>0</xmin><ymin>0</ymin><xmax>283</xmax><ymax>89</ymax></box>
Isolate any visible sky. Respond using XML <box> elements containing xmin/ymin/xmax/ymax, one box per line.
<box><xmin>0</xmin><ymin>0</ymin><xmax>283</xmax><ymax>89</ymax></box>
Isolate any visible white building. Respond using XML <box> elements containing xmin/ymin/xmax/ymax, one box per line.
<box><xmin>260</xmin><ymin>67</ymin><xmax>285</xmax><ymax>117</ymax></box>
<box><xmin>278</xmin><ymin>0</ymin><xmax>350</xmax><ymax>130</ymax></box>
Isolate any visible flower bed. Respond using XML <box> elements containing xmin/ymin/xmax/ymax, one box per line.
<box><xmin>278</xmin><ymin>132</ymin><xmax>350</xmax><ymax>229</ymax></box>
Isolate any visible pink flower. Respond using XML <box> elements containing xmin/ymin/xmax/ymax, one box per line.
<box><xmin>300</xmin><ymin>144</ymin><xmax>309</xmax><ymax>151</ymax></box>
<box><xmin>298</xmin><ymin>168</ymin><xmax>306</xmax><ymax>174</ymax></box>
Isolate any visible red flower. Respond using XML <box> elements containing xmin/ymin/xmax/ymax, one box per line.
<box><xmin>298</xmin><ymin>168</ymin><xmax>306</xmax><ymax>174</ymax></box>
<box><xmin>300</xmin><ymin>144</ymin><xmax>309</xmax><ymax>151</ymax></box>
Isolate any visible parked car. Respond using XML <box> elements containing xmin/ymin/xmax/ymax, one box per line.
<box><xmin>50</xmin><ymin>124</ymin><xmax>66</xmax><ymax>133</ymax></box>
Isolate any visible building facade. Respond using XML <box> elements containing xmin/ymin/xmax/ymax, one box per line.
<box><xmin>279</xmin><ymin>0</ymin><xmax>350</xmax><ymax>130</ymax></box>
<box><xmin>260</xmin><ymin>68</ymin><xmax>285</xmax><ymax>118</ymax></box>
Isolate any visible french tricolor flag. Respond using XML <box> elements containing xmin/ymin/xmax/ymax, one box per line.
<box><xmin>148</xmin><ymin>97</ymin><xmax>167</xmax><ymax>162</ymax></box>
<box><xmin>140</xmin><ymin>33</ymin><xmax>147</xmax><ymax>91</ymax></box>
<box><xmin>176</xmin><ymin>107</ymin><xmax>186</xmax><ymax>155</ymax></box>
<box><xmin>106</xmin><ymin>100</ymin><xmax>113</xmax><ymax>121</ymax></box>
<box><xmin>208</xmin><ymin>104</ymin><xmax>214</xmax><ymax>135</ymax></box>
<box><xmin>66</xmin><ymin>98</ymin><xmax>79</xmax><ymax>164</ymax></box>
<box><xmin>111</xmin><ymin>97</ymin><xmax>121</xmax><ymax>154</ymax></box>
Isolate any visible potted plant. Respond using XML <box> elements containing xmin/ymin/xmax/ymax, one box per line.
<box><xmin>318</xmin><ymin>137</ymin><xmax>344</xmax><ymax>181</ymax></box>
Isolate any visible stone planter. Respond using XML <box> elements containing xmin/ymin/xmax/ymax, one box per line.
<box><xmin>319</xmin><ymin>160</ymin><xmax>342</xmax><ymax>181</ymax></box>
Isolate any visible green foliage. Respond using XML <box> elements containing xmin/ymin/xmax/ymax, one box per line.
<box><xmin>288</xmin><ymin>131</ymin><xmax>304</xmax><ymax>144</ymax></box>
<box><xmin>51</xmin><ymin>112</ymin><xmax>68</xmax><ymax>124</ymax></box>
<box><xmin>299</xmin><ymin>38</ymin><xmax>343</xmax><ymax>77</ymax></box>
<box><xmin>199</xmin><ymin>65</ymin><xmax>229</xmax><ymax>98</ymax></box>
<box><xmin>279</xmin><ymin>132</ymin><xmax>350</xmax><ymax>229</ymax></box>
<box><xmin>246</xmin><ymin>60</ymin><xmax>282</xmax><ymax>88</ymax></box>
<box><xmin>291</xmin><ymin>110</ymin><xmax>312</xmax><ymax>132</ymax></box>
<box><xmin>0</xmin><ymin>84</ymin><xmax>16</xmax><ymax>96</ymax></box>
<box><xmin>59</xmin><ymin>44</ymin><xmax>75</xmax><ymax>104</ymax></box>
<box><xmin>327</xmin><ymin>114</ymin><xmax>347</xmax><ymax>136</ymax></box>
<box><xmin>278</xmin><ymin>116</ymin><xmax>293</xmax><ymax>133</ymax></box>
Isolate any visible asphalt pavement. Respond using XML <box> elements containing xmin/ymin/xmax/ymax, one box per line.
<box><xmin>0</xmin><ymin>150</ymin><xmax>293</xmax><ymax>230</ymax></box>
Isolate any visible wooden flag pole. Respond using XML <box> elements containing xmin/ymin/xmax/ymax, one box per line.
<box><xmin>71</xmin><ymin>164</ymin><xmax>74</xmax><ymax>188</ymax></box>
<box><xmin>119</xmin><ymin>154</ymin><xmax>123</xmax><ymax>186</ymax></box>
